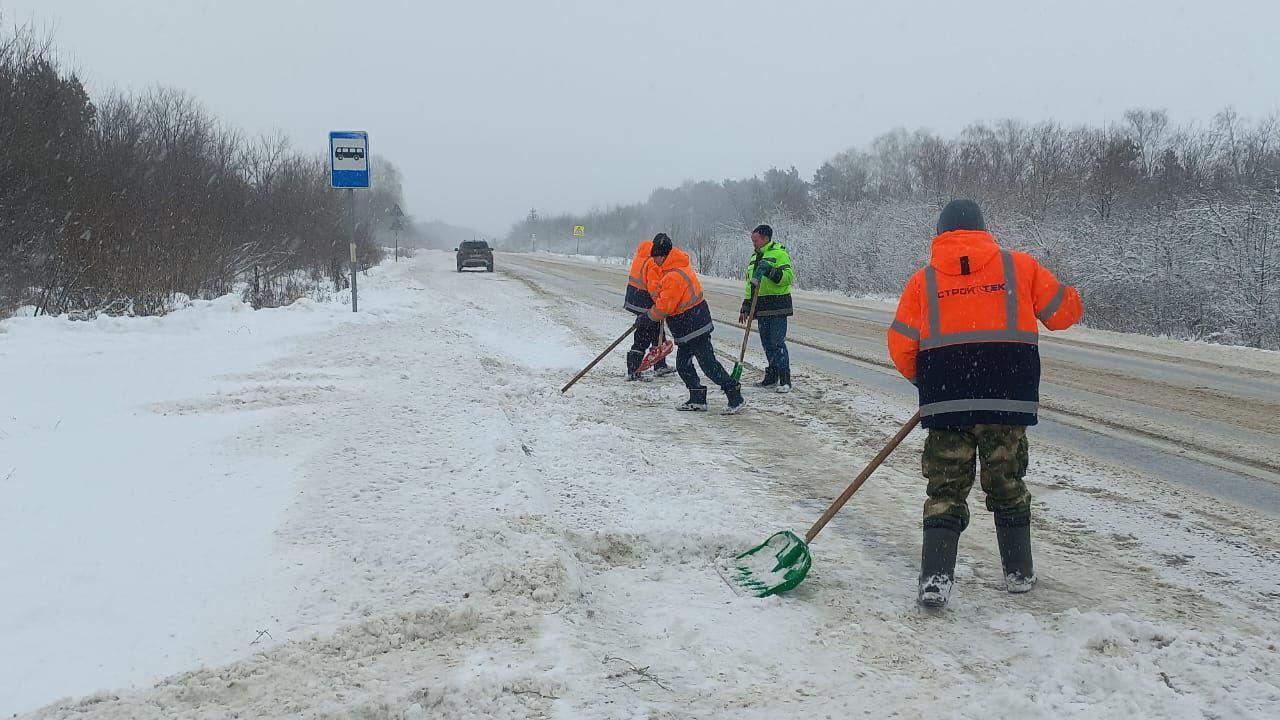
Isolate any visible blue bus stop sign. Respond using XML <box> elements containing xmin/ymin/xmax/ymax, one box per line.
<box><xmin>330</xmin><ymin>131</ymin><xmax>369</xmax><ymax>188</ymax></box>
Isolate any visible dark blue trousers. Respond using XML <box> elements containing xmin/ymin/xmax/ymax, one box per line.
<box><xmin>675</xmin><ymin>335</ymin><xmax>736</xmax><ymax>392</ymax></box>
<box><xmin>627</xmin><ymin>317</ymin><xmax>662</xmax><ymax>373</ymax></box>
<box><xmin>757</xmin><ymin>315</ymin><xmax>790</xmax><ymax>371</ymax></box>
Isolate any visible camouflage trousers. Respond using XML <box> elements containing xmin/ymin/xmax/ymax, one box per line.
<box><xmin>922</xmin><ymin>424</ymin><xmax>1031</xmax><ymax>530</ymax></box>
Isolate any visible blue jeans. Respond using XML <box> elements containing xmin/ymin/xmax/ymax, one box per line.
<box><xmin>757</xmin><ymin>315</ymin><xmax>790</xmax><ymax>371</ymax></box>
<box><xmin>675</xmin><ymin>335</ymin><xmax>737</xmax><ymax>392</ymax></box>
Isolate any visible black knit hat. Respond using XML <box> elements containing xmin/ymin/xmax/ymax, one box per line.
<box><xmin>650</xmin><ymin>233</ymin><xmax>673</xmax><ymax>257</ymax></box>
<box><xmin>752</xmin><ymin>224</ymin><xmax>773</xmax><ymax>238</ymax></box>
<box><xmin>936</xmin><ymin>199</ymin><xmax>985</xmax><ymax>234</ymax></box>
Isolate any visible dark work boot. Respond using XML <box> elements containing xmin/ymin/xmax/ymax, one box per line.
<box><xmin>653</xmin><ymin>360</ymin><xmax>676</xmax><ymax>377</ymax></box>
<box><xmin>626</xmin><ymin>350</ymin><xmax>641</xmax><ymax>378</ymax></box>
<box><xmin>722</xmin><ymin>384</ymin><xmax>745</xmax><ymax>415</ymax></box>
<box><xmin>754</xmin><ymin>366</ymin><xmax>778</xmax><ymax>388</ymax></box>
<box><xmin>776</xmin><ymin>368</ymin><xmax>792</xmax><ymax>394</ymax></box>
<box><xmin>677</xmin><ymin>386</ymin><xmax>708</xmax><ymax>411</ymax></box>
<box><xmin>918</xmin><ymin>518</ymin><xmax>962</xmax><ymax>608</ymax></box>
<box><xmin>995</xmin><ymin>514</ymin><xmax>1036</xmax><ymax>593</ymax></box>
<box><xmin>627</xmin><ymin>348</ymin><xmax>655</xmax><ymax>381</ymax></box>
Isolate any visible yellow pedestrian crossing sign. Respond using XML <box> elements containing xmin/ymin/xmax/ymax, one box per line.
<box><xmin>572</xmin><ymin>225</ymin><xmax>586</xmax><ymax>237</ymax></box>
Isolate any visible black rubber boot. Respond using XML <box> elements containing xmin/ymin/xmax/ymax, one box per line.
<box><xmin>677</xmin><ymin>386</ymin><xmax>708</xmax><ymax>411</ymax></box>
<box><xmin>918</xmin><ymin>518</ymin><xmax>962</xmax><ymax>608</ymax></box>
<box><xmin>754</xmin><ymin>367</ymin><xmax>778</xmax><ymax>387</ymax></box>
<box><xmin>722</xmin><ymin>384</ymin><xmax>745</xmax><ymax>415</ymax></box>
<box><xmin>995</xmin><ymin>514</ymin><xmax>1036</xmax><ymax>593</ymax></box>
<box><xmin>626</xmin><ymin>350</ymin><xmax>642</xmax><ymax>379</ymax></box>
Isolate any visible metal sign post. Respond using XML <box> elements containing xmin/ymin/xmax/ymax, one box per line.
<box><xmin>349</xmin><ymin>234</ymin><xmax>358</xmax><ymax>312</ymax></box>
<box><xmin>391</xmin><ymin>204</ymin><xmax>405</xmax><ymax>262</ymax></box>
<box><xmin>330</xmin><ymin>131</ymin><xmax>369</xmax><ymax>312</ymax></box>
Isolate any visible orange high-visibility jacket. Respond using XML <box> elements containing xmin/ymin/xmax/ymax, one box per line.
<box><xmin>887</xmin><ymin>229</ymin><xmax>1082</xmax><ymax>427</ymax></box>
<box><xmin>624</xmin><ymin>240</ymin><xmax>657</xmax><ymax>314</ymax></box>
<box><xmin>642</xmin><ymin>248</ymin><xmax>663</xmax><ymax>293</ymax></box>
<box><xmin>647</xmin><ymin>247</ymin><xmax>714</xmax><ymax>344</ymax></box>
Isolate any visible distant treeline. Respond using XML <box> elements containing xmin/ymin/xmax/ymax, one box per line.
<box><xmin>513</xmin><ymin>110</ymin><xmax>1280</xmax><ymax>349</ymax></box>
<box><xmin>0</xmin><ymin>21</ymin><xmax>415</xmax><ymax>317</ymax></box>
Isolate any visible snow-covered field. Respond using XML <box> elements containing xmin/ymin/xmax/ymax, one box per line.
<box><xmin>2</xmin><ymin>252</ymin><xmax>1278</xmax><ymax>719</ymax></box>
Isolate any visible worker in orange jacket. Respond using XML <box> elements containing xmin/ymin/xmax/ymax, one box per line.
<box><xmin>641</xmin><ymin>233</ymin><xmax>744</xmax><ymax>413</ymax></box>
<box><xmin>623</xmin><ymin>239</ymin><xmax>673</xmax><ymax>380</ymax></box>
<box><xmin>887</xmin><ymin>199</ymin><xmax>1082</xmax><ymax>609</ymax></box>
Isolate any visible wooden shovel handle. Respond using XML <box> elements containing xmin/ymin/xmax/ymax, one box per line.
<box><xmin>737</xmin><ymin>284</ymin><xmax>761</xmax><ymax>364</ymax></box>
<box><xmin>561</xmin><ymin>325</ymin><xmax>636</xmax><ymax>394</ymax></box>
<box><xmin>804</xmin><ymin>411</ymin><xmax>922</xmax><ymax>543</ymax></box>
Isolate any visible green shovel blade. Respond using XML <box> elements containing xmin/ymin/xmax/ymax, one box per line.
<box><xmin>719</xmin><ymin>530</ymin><xmax>812</xmax><ymax>597</ymax></box>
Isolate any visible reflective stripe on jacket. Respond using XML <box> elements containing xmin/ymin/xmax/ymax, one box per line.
<box><xmin>886</xmin><ymin>229</ymin><xmax>1083</xmax><ymax>428</ymax></box>
<box><xmin>647</xmin><ymin>247</ymin><xmax>714</xmax><ymax>344</ymax></box>
<box><xmin>741</xmin><ymin>241</ymin><xmax>795</xmax><ymax>317</ymax></box>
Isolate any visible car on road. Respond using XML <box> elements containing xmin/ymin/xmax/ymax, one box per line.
<box><xmin>456</xmin><ymin>240</ymin><xmax>494</xmax><ymax>272</ymax></box>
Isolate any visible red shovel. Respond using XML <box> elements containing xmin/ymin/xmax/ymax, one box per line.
<box><xmin>637</xmin><ymin>323</ymin><xmax>673</xmax><ymax>372</ymax></box>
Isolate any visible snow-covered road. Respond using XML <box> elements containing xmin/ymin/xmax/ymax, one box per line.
<box><xmin>4</xmin><ymin>252</ymin><xmax>1278</xmax><ymax>718</ymax></box>
<box><xmin>501</xmin><ymin>251</ymin><xmax>1280</xmax><ymax>512</ymax></box>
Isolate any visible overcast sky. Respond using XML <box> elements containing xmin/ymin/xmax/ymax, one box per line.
<box><xmin>4</xmin><ymin>0</ymin><xmax>1278</xmax><ymax>234</ymax></box>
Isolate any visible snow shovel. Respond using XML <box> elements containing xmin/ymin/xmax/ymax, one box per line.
<box><xmin>730</xmin><ymin>283</ymin><xmax>760</xmax><ymax>382</ymax></box>
<box><xmin>561</xmin><ymin>325</ymin><xmax>636</xmax><ymax>394</ymax></box>
<box><xmin>637</xmin><ymin>322</ymin><xmax>673</xmax><ymax>372</ymax></box>
<box><xmin>718</xmin><ymin>411</ymin><xmax>922</xmax><ymax>597</ymax></box>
